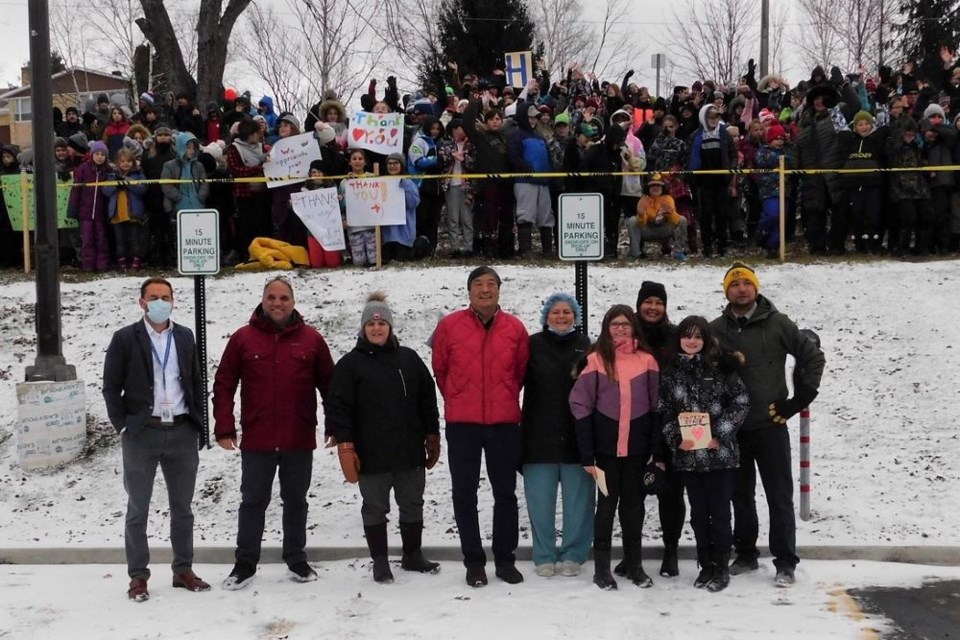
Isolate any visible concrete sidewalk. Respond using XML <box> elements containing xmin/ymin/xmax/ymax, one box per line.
<box><xmin>3</xmin><ymin>545</ymin><xmax>959</xmax><ymax>565</ymax></box>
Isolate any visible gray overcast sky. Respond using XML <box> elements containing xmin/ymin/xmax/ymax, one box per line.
<box><xmin>0</xmin><ymin>0</ymin><xmax>812</xmax><ymax>97</ymax></box>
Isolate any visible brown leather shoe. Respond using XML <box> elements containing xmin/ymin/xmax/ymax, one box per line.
<box><xmin>172</xmin><ymin>569</ymin><xmax>211</xmax><ymax>592</ymax></box>
<box><xmin>128</xmin><ymin>577</ymin><xmax>149</xmax><ymax>602</ymax></box>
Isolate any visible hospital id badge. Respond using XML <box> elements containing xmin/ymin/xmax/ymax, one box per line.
<box><xmin>160</xmin><ymin>403</ymin><xmax>175</xmax><ymax>425</ymax></box>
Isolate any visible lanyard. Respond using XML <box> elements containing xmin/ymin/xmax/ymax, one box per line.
<box><xmin>150</xmin><ymin>331</ymin><xmax>173</xmax><ymax>393</ymax></box>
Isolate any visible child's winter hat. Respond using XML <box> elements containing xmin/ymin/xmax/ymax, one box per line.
<box><xmin>923</xmin><ymin>103</ymin><xmax>946</xmax><ymax>120</ymax></box>
<box><xmin>723</xmin><ymin>262</ymin><xmax>760</xmax><ymax>295</ymax></box>
<box><xmin>360</xmin><ymin>291</ymin><xmax>394</xmax><ymax>331</ymax></box>
<box><xmin>385</xmin><ymin>152</ymin><xmax>406</xmax><ymax>166</ymax></box>
<box><xmin>122</xmin><ymin>136</ymin><xmax>143</xmax><ymax>159</ymax></box>
<box><xmin>67</xmin><ymin>132</ymin><xmax>88</xmax><ymax>153</ymax></box>
<box><xmin>88</xmin><ymin>141</ymin><xmax>108</xmax><ymax>156</ymax></box>
<box><xmin>278</xmin><ymin>113</ymin><xmax>300</xmax><ymax>130</ymax></box>
<box><xmin>766</xmin><ymin>123</ymin><xmax>787</xmax><ymax>143</ymax></box>
<box><xmin>852</xmin><ymin>110</ymin><xmax>874</xmax><ymax>127</ymax></box>
<box><xmin>540</xmin><ymin>292</ymin><xmax>582</xmax><ymax>327</ymax></box>
<box><xmin>54</xmin><ymin>136</ymin><xmax>68</xmax><ymax>149</ymax></box>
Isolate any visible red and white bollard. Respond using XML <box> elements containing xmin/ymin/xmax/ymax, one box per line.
<box><xmin>799</xmin><ymin>407</ymin><xmax>812</xmax><ymax>521</ymax></box>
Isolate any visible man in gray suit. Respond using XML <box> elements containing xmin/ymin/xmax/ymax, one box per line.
<box><xmin>103</xmin><ymin>277</ymin><xmax>209</xmax><ymax>602</ymax></box>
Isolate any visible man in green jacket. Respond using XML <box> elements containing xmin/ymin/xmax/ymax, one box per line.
<box><xmin>710</xmin><ymin>262</ymin><xmax>825</xmax><ymax>587</ymax></box>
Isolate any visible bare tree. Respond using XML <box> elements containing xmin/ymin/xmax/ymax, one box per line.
<box><xmin>85</xmin><ymin>0</ymin><xmax>143</xmax><ymax>81</ymax></box>
<box><xmin>660</xmin><ymin>0</ymin><xmax>759</xmax><ymax>83</ymax></box>
<box><xmin>769</xmin><ymin>1</ymin><xmax>791</xmax><ymax>76</ymax></box>
<box><xmin>532</xmin><ymin>0</ymin><xmax>641</xmax><ymax>84</ymax></box>
<box><xmin>236</xmin><ymin>2</ymin><xmax>307</xmax><ymax>113</ymax></box>
<box><xmin>790</xmin><ymin>0</ymin><xmax>841</xmax><ymax>73</ymax></box>
<box><xmin>136</xmin><ymin>0</ymin><xmax>253</xmax><ymax>107</ymax></box>
<box><xmin>530</xmin><ymin>0</ymin><xmax>591</xmax><ymax>79</ymax></box>
<box><xmin>792</xmin><ymin>0</ymin><xmax>900</xmax><ymax>75</ymax></box>
<box><xmin>375</xmin><ymin>0</ymin><xmax>444</xmax><ymax>87</ymax></box>
<box><xmin>297</xmin><ymin>0</ymin><xmax>385</xmax><ymax>105</ymax></box>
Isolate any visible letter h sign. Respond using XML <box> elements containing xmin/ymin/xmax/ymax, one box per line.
<box><xmin>505</xmin><ymin>51</ymin><xmax>533</xmax><ymax>89</ymax></box>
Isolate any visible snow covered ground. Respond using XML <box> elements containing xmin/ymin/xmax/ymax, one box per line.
<box><xmin>4</xmin><ymin>559</ymin><xmax>958</xmax><ymax>639</ymax></box>
<box><xmin>0</xmin><ymin>260</ymin><xmax>958</xmax><ymax>637</ymax></box>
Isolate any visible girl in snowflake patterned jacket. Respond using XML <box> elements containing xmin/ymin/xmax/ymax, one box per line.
<box><xmin>658</xmin><ymin>315</ymin><xmax>749</xmax><ymax>593</ymax></box>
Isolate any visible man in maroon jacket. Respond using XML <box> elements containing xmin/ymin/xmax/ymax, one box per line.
<box><xmin>213</xmin><ymin>275</ymin><xmax>336</xmax><ymax>590</ymax></box>
<box><xmin>431</xmin><ymin>266</ymin><xmax>530</xmax><ymax>587</ymax></box>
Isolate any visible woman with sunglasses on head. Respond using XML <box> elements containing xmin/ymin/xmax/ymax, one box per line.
<box><xmin>569</xmin><ymin>305</ymin><xmax>665</xmax><ymax>590</ymax></box>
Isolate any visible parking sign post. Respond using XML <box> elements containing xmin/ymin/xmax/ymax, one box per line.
<box><xmin>558</xmin><ymin>194</ymin><xmax>604</xmax><ymax>336</ymax></box>
<box><xmin>177</xmin><ymin>209</ymin><xmax>220</xmax><ymax>448</ymax></box>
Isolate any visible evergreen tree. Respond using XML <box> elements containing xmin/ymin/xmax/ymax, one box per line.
<box><xmin>896</xmin><ymin>0</ymin><xmax>960</xmax><ymax>86</ymax></box>
<box><xmin>431</xmin><ymin>0</ymin><xmax>535</xmax><ymax>83</ymax></box>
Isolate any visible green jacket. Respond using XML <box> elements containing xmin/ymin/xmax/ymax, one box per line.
<box><xmin>710</xmin><ymin>295</ymin><xmax>825</xmax><ymax>431</ymax></box>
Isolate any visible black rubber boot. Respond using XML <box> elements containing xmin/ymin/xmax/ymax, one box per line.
<box><xmin>539</xmin><ymin>226</ymin><xmax>553</xmax><ymax>257</ymax></box>
<box><xmin>626</xmin><ymin>540</ymin><xmax>652</xmax><ymax>588</ymax></box>
<box><xmin>659</xmin><ymin>544</ymin><xmax>679</xmax><ymax>578</ymax></box>
<box><xmin>592</xmin><ymin>546</ymin><xmax>618</xmax><ymax>590</ymax></box>
<box><xmin>613</xmin><ymin>559</ymin><xmax>627</xmax><ymax>577</ymax></box>
<box><xmin>706</xmin><ymin>552</ymin><xmax>730</xmax><ymax>592</ymax></box>
<box><xmin>364</xmin><ymin>524</ymin><xmax>394</xmax><ymax>584</ymax></box>
<box><xmin>694</xmin><ymin>545</ymin><xmax>713</xmax><ymax>588</ymax></box>
<box><xmin>517</xmin><ymin>223</ymin><xmax>534</xmax><ymax>259</ymax></box>
<box><xmin>399</xmin><ymin>521</ymin><xmax>440</xmax><ymax>574</ymax></box>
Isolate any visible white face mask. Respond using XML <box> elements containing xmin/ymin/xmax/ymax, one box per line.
<box><xmin>146</xmin><ymin>299</ymin><xmax>173</xmax><ymax>324</ymax></box>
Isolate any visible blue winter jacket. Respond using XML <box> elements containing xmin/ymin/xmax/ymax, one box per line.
<box><xmin>103</xmin><ymin>169</ymin><xmax>148</xmax><ymax>220</ymax></box>
<box><xmin>506</xmin><ymin>101</ymin><xmax>552</xmax><ymax>185</ymax></box>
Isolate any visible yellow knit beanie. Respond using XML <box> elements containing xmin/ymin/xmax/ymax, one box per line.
<box><xmin>722</xmin><ymin>262</ymin><xmax>760</xmax><ymax>294</ymax></box>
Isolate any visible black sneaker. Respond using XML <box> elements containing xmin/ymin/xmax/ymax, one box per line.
<box><xmin>465</xmin><ymin>565</ymin><xmax>488</xmax><ymax>588</ymax></box>
<box><xmin>221</xmin><ymin>563</ymin><xmax>256</xmax><ymax>591</ymax></box>
<box><xmin>287</xmin><ymin>561</ymin><xmax>318</xmax><ymax>583</ymax></box>
<box><xmin>775</xmin><ymin>566</ymin><xmax>796</xmax><ymax>587</ymax></box>
<box><xmin>494</xmin><ymin>562</ymin><xmax>524</xmax><ymax>584</ymax></box>
<box><xmin>728</xmin><ymin>555</ymin><xmax>759</xmax><ymax>576</ymax></box>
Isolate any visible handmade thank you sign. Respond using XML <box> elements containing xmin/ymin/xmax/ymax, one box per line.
<box><xmin>679</xmin><ymin>412</ymin><xmax>712</xmax><ymax>450</ymax></box>
<box><xmin>264</xmin><ymin>133</ymin><xmax>323</xmax><ymax>188</ymax></box>
<box><xmin>348</xmin><ymin>111</ymin><xmax>404</xmax><ymax>156</ymax></box>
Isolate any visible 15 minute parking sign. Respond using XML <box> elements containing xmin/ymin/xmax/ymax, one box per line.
<box><xmin>177</xmin><ymin>209</ymin><xmax>220</xmax><ymax>275</ymax></box>
<box><xmin>558</xmin><ymin>193</ymin><xmax>604</xmax><ymax>261</ymax></box>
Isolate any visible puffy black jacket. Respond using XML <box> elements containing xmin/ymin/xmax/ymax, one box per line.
<box><xmin>521</xmin><ymin>330</ymin><xmax>591</xmax><ymax>464</ymax></box>
<box><xmin>328</xmin><ymin>337</ymin><xmax>440</xmax><ymax>474</ymax></box>
<box><xmin>659</xmin><ymin>354</ymin><xmax>750</xmax><ymax>472</ymax></box>
<box><xmin>710</xmin><ymin>295</ymin><xmax>825</xmax><ymax>432</ymax></box>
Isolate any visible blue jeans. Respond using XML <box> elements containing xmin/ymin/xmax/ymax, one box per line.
<box><xmin>523</xmin><ymin>463</ymin><xmax>595</xmax><ymax>566</ymax></box>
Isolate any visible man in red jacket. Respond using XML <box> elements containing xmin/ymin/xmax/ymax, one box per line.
<box><xmin>432</xmin><ymin>266</ymin><xmax>530</xmax><ymax>587</ymax></box>
<box><xmin>213</xmin><ymin>275</ymin><xmax>336</xmax><ymax>590</ymax></box>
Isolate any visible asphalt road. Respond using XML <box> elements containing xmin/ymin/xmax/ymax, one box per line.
<box><xmin>850</xmin><ymin>579</ymin><xmax>960</xmax><ymax>639</ymax></box>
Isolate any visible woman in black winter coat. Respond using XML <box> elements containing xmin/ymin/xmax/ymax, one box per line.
<box><xmin>328</xmin><ymin>292</ymin><xmax>442</xmax><ymax>584</ymax></box>
<box><xmin>659</xmin><ymin>315</ymin><xmax>749</xmax><ymax>593</ymax></box>
<box><xmin>521</xmin><ymin>293</ymin><xmax>594</xmax><ymax>579</ymax></box>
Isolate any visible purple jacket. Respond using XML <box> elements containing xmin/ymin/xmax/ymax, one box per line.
<box><xmin>68</xmin><ymin>159</ymin><xmax>110</xmax><ymax>221</ymax></box>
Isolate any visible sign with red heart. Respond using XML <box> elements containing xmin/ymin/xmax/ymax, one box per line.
<box><xmin>348</xmin><ymin>111</ymin><xmax>404</xmax><ymax>156</ymax></box>
<box><xmin>678</xmin><ymin>412</ymin><xmax>712</xmax><ymax>450</ymax></box>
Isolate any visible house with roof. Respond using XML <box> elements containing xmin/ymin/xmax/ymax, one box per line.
<box><xmin>0</xmin><ymin>65</ymin><xmax>131</xmax><ymax>147</ymax></box>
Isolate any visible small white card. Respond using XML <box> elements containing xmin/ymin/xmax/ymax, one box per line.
<box><xmin>595</xmin><ymin>467</ymin><xmax>609</xmax><ymax>497</ymax></box>
<box><xmin>679</xmin><ymin>411</ymin><xmax>712</xmax><ymax>450</ymax></box>
<box><xmin>159</xmin><ymin>403</ymin><xmax>174</xmax><ymax>425</ymax></box>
